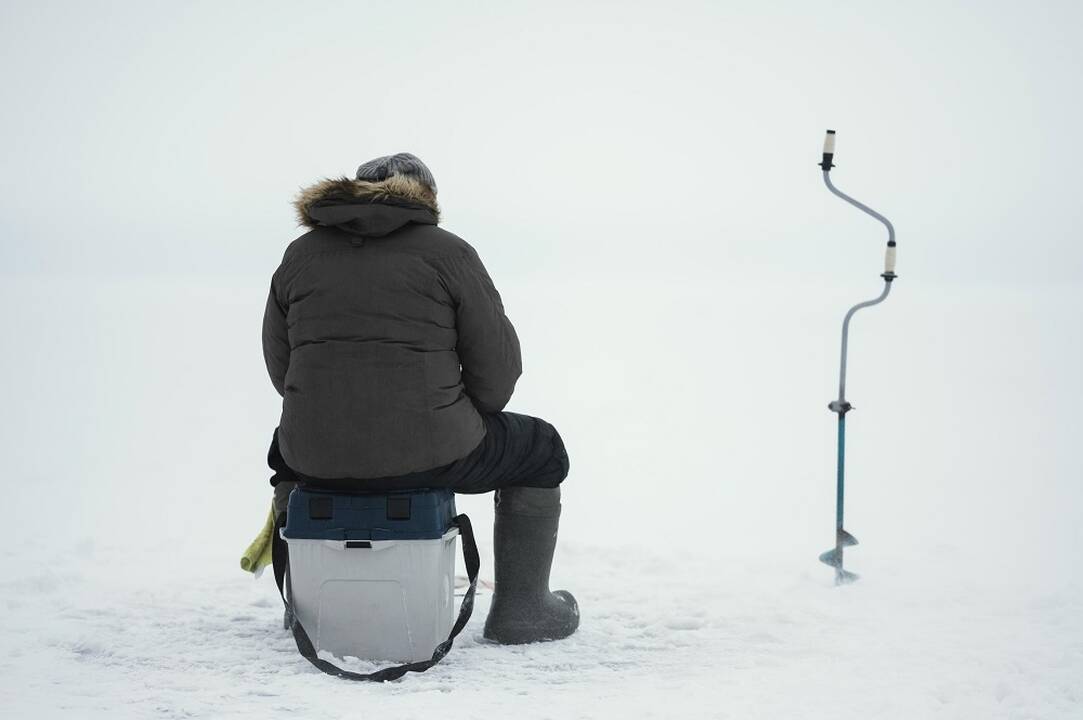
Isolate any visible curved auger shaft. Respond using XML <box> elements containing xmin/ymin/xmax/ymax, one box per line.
<box><xmin>816</xmin><ymin>130</ymin><xmax>897</xmax><ymax>585</ymax></box>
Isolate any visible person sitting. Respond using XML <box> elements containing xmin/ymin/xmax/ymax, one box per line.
<box><xmin>263</xmin><ymin>153</ymin><xmax>578</xmax><ymax>644</ymax></box>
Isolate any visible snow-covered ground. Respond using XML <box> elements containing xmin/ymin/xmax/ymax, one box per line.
<box><xmin>3</xmin><ymin>532</ymin><xmax>1081</xmax><ymax>720</ymax></box>
<box><xmin>1</xmin><ymin>277</ymin><xmax>1080</xmax><ymax>719</ymax></box>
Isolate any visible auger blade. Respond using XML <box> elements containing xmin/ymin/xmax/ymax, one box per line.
<box><xmin>820</xmin><ymin>528</ymin><xmax>859</xmax><ymax>581</ymax></box>
<box><xmin>837</xmin><ymin>528</ymin><xmax>858</xmax><ymax>547</ymax></box>
<box><xmin>819</xmin><ymin>547</ymin><xmax>842</xmax><ymax>568</ymax></box>
<box><xmin>834</xmin><ymin>568</ymin><xmax>860</xmax><ymax>585</ymax></box>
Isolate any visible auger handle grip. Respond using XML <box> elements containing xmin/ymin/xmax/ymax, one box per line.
<box><xmin>820</xmin><ymin>130</ymin><xmax>836</xmax><ymax>170</ymax></box>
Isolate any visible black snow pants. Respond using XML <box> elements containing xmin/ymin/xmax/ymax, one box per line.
<box><xmin>269</xmin><ymin>412</ymin><xmax>569</xmax><ymax>516</ymax></box>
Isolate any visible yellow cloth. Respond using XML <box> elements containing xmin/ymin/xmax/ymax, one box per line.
<box><xmin>240</xmin><ymin>505</ymin><xmax>275</xmax><ymax>575</ymax></box>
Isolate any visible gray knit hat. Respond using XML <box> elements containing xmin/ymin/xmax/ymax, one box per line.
<box><xmin>356</xmin><ymin>152</ymin><xmax>437</xmax><ymax>194</ymax></box>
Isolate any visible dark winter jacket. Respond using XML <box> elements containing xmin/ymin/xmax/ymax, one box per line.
<box><xmin>262</xmin><ymin>175</ymin><xmax>521</xmax><ymax>479</ymax></box>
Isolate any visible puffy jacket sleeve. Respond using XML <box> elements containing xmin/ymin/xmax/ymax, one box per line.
<box><xmin>262</xmin><ymin>273</ymin><xmax>290</xmax><ymax>397</ymax></box>
<box><xmin>437</xmin><ymin>246</ymin><xmax>522</xmax><ymax>413</ymax></box>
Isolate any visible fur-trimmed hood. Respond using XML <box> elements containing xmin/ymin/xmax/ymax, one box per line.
<box><xmin>293</xmin><ymin>175</ymin><xmax>440</xmax><ymax>237</ymax></box>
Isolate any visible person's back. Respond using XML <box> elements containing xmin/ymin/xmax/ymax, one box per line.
<box><xmin>263</xmin><ymin>173</ymin><xmax>520</xmax><ymax>479</ymax></box>
<box><xmin>263</xmin><ymin>153</ymin><xmax>579</xmax><ymax>645</ymax></box>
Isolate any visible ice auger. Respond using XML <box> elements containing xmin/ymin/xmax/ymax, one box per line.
<box><xmin>816</xmin><ymin>130</ymin><xmax>897</xmax><ymax>585</ymax></box>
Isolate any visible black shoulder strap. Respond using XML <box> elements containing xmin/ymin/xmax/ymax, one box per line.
<box><xmin>272</xmin><ymin>513</ymin><xmax>479</xmax><ymax>682</ymax></box>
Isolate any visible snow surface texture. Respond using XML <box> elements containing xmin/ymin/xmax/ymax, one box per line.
<box><xmin>2</xmin><ymin>533</ymin><xmax>1081</xmax><ymax>720</ymax></box>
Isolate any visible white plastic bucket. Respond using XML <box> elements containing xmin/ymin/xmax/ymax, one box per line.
<box><xmin>283</xmin><ymin>528</ymin><xmax>458</xmax><ymax>663</ymax></box>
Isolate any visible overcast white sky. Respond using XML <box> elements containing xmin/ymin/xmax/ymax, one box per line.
<box><xmin>0</xmin><ymin>0</ymin><xmax>1080</xmax><ymax>567</ymax></box>
<box><xmin>1</xmin><ymin>0</ymin><xmax>1081</xmax><ymax>287</ymax></box>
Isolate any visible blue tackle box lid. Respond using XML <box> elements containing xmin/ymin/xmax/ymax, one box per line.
<box><xmin>282</xmin><ymin>486</ymin><xmax>456</xmax><ymax>541</ymax></box>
